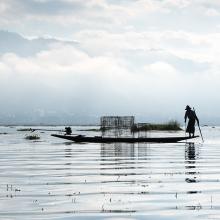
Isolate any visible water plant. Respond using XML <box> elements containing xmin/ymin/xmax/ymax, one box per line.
<box><xmin>132</xmin><ymin>120</ymin><xmax>182</xmax><ymax>132</ymax></box>
<box><xmin>17</xmin><ymin>128</ymin><xmax>33</xmax><ymax>131</ymax></box>
<box><xmin>25</xmin><ymin>134</ymin><xmax>40</xmax><ymax>140</ymax></box>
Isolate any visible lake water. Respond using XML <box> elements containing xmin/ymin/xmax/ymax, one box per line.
<box><xmin>1</xmin><ymin>126</ymin><xmax>220</xmax><ymax>220</ymax></box>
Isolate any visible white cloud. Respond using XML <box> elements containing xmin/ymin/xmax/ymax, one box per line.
<box><xmin>0</xmin><ymin>41</ymin><xmax>220</xmax><ymax>121</ymax></box>
<box><xmin>1</xmin><ymin>0</ymin><xmax>220</xmax><ymax>122</ymax></box>
<box><xmin>143</xmin><ymin>61</ymin><xmax>177</xmax><ymax>76</ymax></box>
<box><xmin>205</xmin><ymin>8</ymin><xmax>220</xmax><ymax>17</ymax></box>
<box><xmin>0</xmin><ymin>2</ymin><xmax>8</xmax><ymax>13</ymax></box>
<box><xmin>72</xmin><ymin>29</ymin><xmax>217</xmax><ymax>69</ymax></box>
<box><xmin>160</xmin><ymin>0</ymin><xmax>191</xmax><ymax>9</ymax></box>
<box><xmin>1</xmin><ymin>0</ymin><xmax>220</xmax><ymax>38</ymax></box>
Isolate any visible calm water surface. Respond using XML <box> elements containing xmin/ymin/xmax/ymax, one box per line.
<box><xmin>0</xmin><ymin>126</ymin><xmax>220</xmax><ymax>220</ymax></box>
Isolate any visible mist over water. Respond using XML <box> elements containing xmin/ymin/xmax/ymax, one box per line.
<box><xmin>0</xmin><ymin>126</ymin><xmax>220</xmax><ymax>219</ymax></box>
<box><xmin>0</xmin><ymin>31</ymin><xmax>220</xmax><ymax>125</ymax></box>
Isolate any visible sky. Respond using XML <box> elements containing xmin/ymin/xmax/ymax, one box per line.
<box><xmin>1</xmin><ymin>0</ymin><xmax>220</xmax><ymax>124</ymax></box>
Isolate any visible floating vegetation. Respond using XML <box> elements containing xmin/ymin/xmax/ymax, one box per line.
<box><xmin>77</xmin><ymin>128</ymin><xmax>101</xmax><ymax>132</ymax></box>
<box><xmin>25</xmin><ymin>134</ymin><xmax>40</xmax><ymax>140</ymax></box>
<box><xmin>132</xmin><ymin>120</ymin><xmax>182</xmax><ymax>132</ymax></box>
<box><xmin>6</xmin><ymin>184</ymin><xmax>21</xmax><ymax>198</ymax></box>
<box><xmin>17</xmin><ymin>128</ymin><xmax>33</xmax><ymax>131</ymax></box>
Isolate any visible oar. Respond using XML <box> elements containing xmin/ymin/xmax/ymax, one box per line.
<box><xmin>193</xmin><ymin>108</ymin><xmax>204</xmax><ymax>142</ymax></box>
<box><xmin>198</xmin><ymin>123</ymin><xmax>204</xmax><ymax>142</ymax></box>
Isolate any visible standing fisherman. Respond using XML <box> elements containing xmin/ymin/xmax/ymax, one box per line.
<box><xmin>184</xmin><ymin>105</ymin><xmax>199</xmax><ymax>137</ymax></box>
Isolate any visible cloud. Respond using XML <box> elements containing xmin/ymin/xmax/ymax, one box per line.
<box><xmin>0</xmin><ymin>30</ymin><xmax>217</xmax><ymax>120</ymax></box>
<box><xmin>0</xmin><ymin>39</ymin><xmax>219</xmax><ymax>124</ymax></box>
<box><xmin>205</xmin><ymin>8</ymin><xmax>220</xmax><ymax>17</ymax></box>
<box><xmin>1</xmin><ymin>1</ymin><xmax>220</xmax><ymax>123</ymax></box>
<box><xmin>73</xmin><ymin>30</ymin><xmax>211</xmax><ymax>74</ymax></box>
<box><xmin>1</xmin><ymin>0</ymin><xmax>220</xmax><ymax>38</ymax></box>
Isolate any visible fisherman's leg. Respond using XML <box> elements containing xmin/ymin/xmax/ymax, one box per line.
<box><xmin>192</xmin><ymin>126</ymin><xmax>195</xmax><ymax>137</ymax></box>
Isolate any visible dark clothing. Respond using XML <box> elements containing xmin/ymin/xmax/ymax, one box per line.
<box><xmin>185</xmin><ymin>109</ymin><xmax>199</xmax><ymax>136</ymax></box>
<box><xmin>65</xmin><ymin>127</ymin><xmax>72</xmax><ymax>135</ymax></box>
<box><xmin>186</xmin><ymin>118</ymin><xmax>196</xmax><ymax>134</ymax></box>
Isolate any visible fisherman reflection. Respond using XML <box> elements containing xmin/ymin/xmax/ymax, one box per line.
<box><xmin>65</xmin><ymin>148</ymin><xmax>72</xmax><ymax>158</ymax></box>
<box><xmin>185</xmin><ymin>143</ymin><xmax>196</xmax><ymax>162</ymax></box>
<box><xmin>185</xmin><ymin>143</ymin><xmax>199</xmax><ymax>183</ymax></box>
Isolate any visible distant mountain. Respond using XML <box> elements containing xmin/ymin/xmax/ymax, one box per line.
<box><xmin>0</xmin><ymin>112</ymin><xmax>100</xmax><ymax>126</ymax></box>
<box><xmin>0</xmin><ymin>30</ymin><xmax>78</xmax><ymax>56</ymax></box>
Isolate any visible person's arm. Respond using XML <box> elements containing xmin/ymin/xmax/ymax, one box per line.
<box><xmin>195</xmin><ymin>114</ymin><xmax>199</xmax><ymax>125</ymax></box>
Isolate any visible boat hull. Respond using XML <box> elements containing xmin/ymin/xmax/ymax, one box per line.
<box><xmin>51</xmin><ymin>134</ymin><xmax>199</xmax><ymax>143</ymax></box>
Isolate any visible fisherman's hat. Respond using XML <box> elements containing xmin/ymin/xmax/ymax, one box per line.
<box><xmin>185</xmin><ymin>105</ymin><xmax>191</xmax><ymax>110</ymax></box>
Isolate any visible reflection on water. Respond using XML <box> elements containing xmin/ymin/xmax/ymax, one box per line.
<box><xmin>65</xmin><ymin>148</ymin><xmax>72</xmax><ymax>158</ymax></box>
<box><xmin>185</xmin><ymin>143</ymin><xmax>196</xmax><ymax>170</ymax></box>
<box><xmin>185</xmin><ymin>143</ymin><xmax>196</xmax><ymax>161</ymax></box>
<box><xmin>100</xmin><ymin>143</ymin><xmax>151</xmax><ymax>163</ymax></box>
<box><xmin>1</xmin><ymin>126</ymin><xmax>220</xmax><ymax>219</ymax></box>
<box><xmin>185</xmin><ymin>143</ymin><xmax>200</xmax><ymax>188</ymax></box>
<box><xmin>101</xmin><ymin>143</ymin><xmax>135</xmax><ymax>159</ymax></box>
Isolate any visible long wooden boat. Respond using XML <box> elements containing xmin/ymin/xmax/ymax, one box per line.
<box><xmin>51</xmin><ymin>134</ymin><xmax>199</xmax><ymax>143</ymax></box>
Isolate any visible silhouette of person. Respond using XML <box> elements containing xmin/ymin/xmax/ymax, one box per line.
<box><xmin>184</xmin><ymin>105</ymin><xmax>199</xmax><ymax>137</ymax></box>
<box><xmin>65</xmin><ymin>127</ymin><xmax>72</xmax><ymax>135</ymax></box>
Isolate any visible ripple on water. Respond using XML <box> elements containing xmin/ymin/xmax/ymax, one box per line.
<box><xmin>1</xmin><ymin>126</ymin><xmax>220</xmax><ymax>219</ymax></box>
